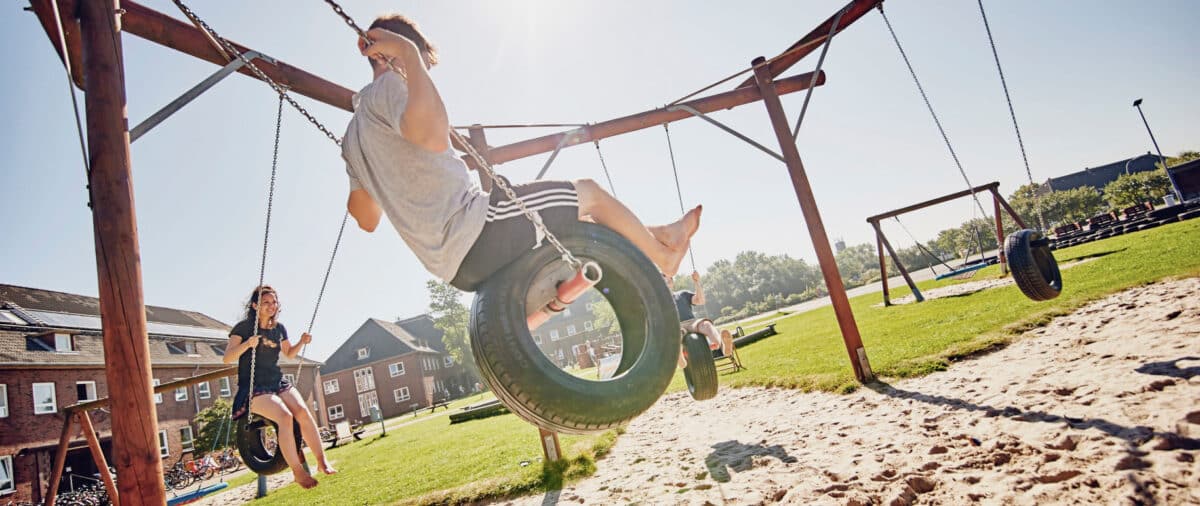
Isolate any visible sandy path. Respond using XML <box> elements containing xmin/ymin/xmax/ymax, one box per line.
<box><xmin>498</xmin><ymin>277</ymin><xmax>1200</xmax><ymax>505</ymax></box>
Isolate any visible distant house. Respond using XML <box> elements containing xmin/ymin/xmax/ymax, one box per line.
<box><xmin>1041</xmin><ymin>153</ymin><xmax>1160</xmax><ymax>194</ymax></box>
<box><xmin>0</xmin><ymin>283</ymin><xmax>322</xmax><ymax>504</ymax></box>
<box><xmin>319</xmin><ymin>315</ymin><xmax>472</xmax><ymax>424</ymax></box>
<box><xmin>530</xmin><ymin>291</ymin><xmax>616</xmax><ymax>369</ymax></box>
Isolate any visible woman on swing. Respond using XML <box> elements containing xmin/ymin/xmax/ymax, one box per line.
<box><xmin>341</xmin><ymin>14</ymin><xmax>702</xmax><ymax>290</ymax></box>
<box><xmin>224</xmin><ymin>285</ymin><xmax>336</xmax><ymax>489</ymax></box>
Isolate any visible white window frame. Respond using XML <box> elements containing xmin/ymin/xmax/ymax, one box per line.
<box><xmin>357</xmin><ymin>347</ymin><xmax>370</xmax><ymax>360</ymax></box>
<box><xmin>76</xmin><ymin>381</ymin><xmax>97</xmax><ymax>402</ymax></box>
<box><xmin>443</xmin><ymin>356</ymin><xmax>454</xmax><ymax>367</ymax></box>
<box><xmin>550</xmin><ymin>329</ymin><xmax>560</xmax><ymax>341</ymax></box>
<box><xmin>174</xmin><ymin>378</ymin><xmax>187</xmax><ymax>402</ymax></box>
<box><xmin>158</xmin><ymin>430</ymin><xmax>169</xmax><ymax>457</ymax></box>
<box><xmin>353</xmin><ymin>367</ymin><xmax>375</xmax><ymax>393</ymax></box>
<box><xmin>32</xmin><ymin>382</ymin><xmax>56</xmax><ymax>415</ymax></box>
<box><xmin>357</xmin><ymin>391</ymin><xmax>379</xmax><ymax>418</ymax></box>
<box><xmin>218</xmin><ymin>377</ymin><xmax>231</xmax><ymax>397</ymax></box>
<box><xmin>327</xmin><ymin>404</ymin><xmax>344</xmax><ymax>420</ymax></box>
<box><xmin>388</xmin><ymin>362</ymin><xmax>405</xmax><ymax>377</ymax></box>
<box><xmin>393</xmin><ymin>387</ymin><xmax>410</xmax><ymax>403</ymax></box>
<box><xmin>153</xmin><ymin>379</ymin><xmax>162</xmax><ymax>404</ymax></box>
<box><xmin>0</xmin><ymin>384</ymin><xmax>7</xmax><ymax>418</ymax></box>
<box><xmin>196</xmin><ymin>381</ymin><xmax>211</xmax><ymax>400</ymax></box>
<box><xmin>0</xmin><ymin>455</ymin><xmax>13</xmax><ymax>495</ymax></box>
<box><xmin>180</xmin><ymin>426</ymin><xmax>194</xmax><ymax>453</ymax></box>
<box><xmin>323</xmin><ymin>379</ymin><xmax>340</xmax><ymax>394</ymax></box>
<box><xmin>563</xmin><ymin>307</ymin><xmax>572</xmax><ymax>317</ymax></box>
<box><xmin>567</xmin><ymin>325</ymin><xmax>577</xmax><ymax>336</ymax></box>
<box><xmin>584</xmin><ymin>321</ymin><xmax>593</xmax><ymax>331</ymax></box>
<box><xmin>283</xmin><ymin>373</ymin><xmax>295</xmax><ymax>384</ymax></box>
<box><xmin>533</xmin><ymin>334</ymin><xmax>542</xmax><ymax>345</ymax></box>
<box><xmin>54</xmin><ymin>333</ymin><xmax>74</xmax><ymax>353</ymax></box>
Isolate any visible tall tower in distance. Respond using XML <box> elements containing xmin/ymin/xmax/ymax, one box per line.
<box><xmin>834</xmin><ymin>237</ymin><xmax>846</xmax><ymax>254</ymax></box>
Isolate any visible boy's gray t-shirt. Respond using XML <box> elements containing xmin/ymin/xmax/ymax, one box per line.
<box><xmin>342</xmin><ymin>72</ymin><xmax>489</xmax><ymax>281</ymax></box>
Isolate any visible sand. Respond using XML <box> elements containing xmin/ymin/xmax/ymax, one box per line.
<box><xmin>497</xmin><ymin>277</ymin><xmax>1200</xmax><ymax>505</ymax></box>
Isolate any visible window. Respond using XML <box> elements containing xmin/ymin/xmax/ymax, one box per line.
<box><xmin>32</xmin><ymin>382</ymin><xmax>56</xmax><ymax>414</ymax></box>
<box><xmin>563</xmin><ymin>308</ymin><xmax>572</xmax><ymax>317</ymax></box>
<box><xmin>586</xmin><ymin>302</ymin><xmax>595</xmax><ymax>311</ymax></box>
<box><xmin>533</xmin><ymin>334</ymin><xmax>542</xmax><ymax>345</ymax></box>
<box><xmin>218</xmin><ymin>377</ymin><xmax>231</xmax><ymax>397</ymax></box>
<box><xmin>358</xmin><ymin>391</ymin><xmax>379</xmax><ymax>418</ymax></box>
<box><xmin>0</xmin><ymin>384</ymin><xmax>7</xmax><ymax>418</ymax></box>
<box><xmin>443</xmin><ymin>356</ymin><xmax>454</xmax><ymax>367</ymax></box>
<box><xmin>196</xmin><ymin>381</ymin><xmax>211</xmax><ymax>400</ymax></box>
<box><xmin>166</xmin><ymin>341</ymin><xmax>197</xmax><ymax>355</ymax></box>
<box><xmin>0</xmin><ymin>455</ymin><xmax>13</xmax><ymax>494</ymax></box>
<box><xmin>210</xmin><ymin>344</ymin><xmax>226</xmax><ymax>356</ymax></box>
<box><xmin>567</xmin><ymin>325</ymin><xmax>577</xmax><ymax>336</ymax></box>
<box><xmin>550</xmin><ymin>329</ymin><xmax>560</xmax><ymax>341</ymax></box>
<box><xmin>393</xmin><ymin>387</ymin><xmax>410</xmax><ymax>403</ymax></box>
<box><xmin>323</xmin><ymin>379</ymin><xmax>340</xmax><ymax>394</ymax></box>
<box><xmin>357</xmin><ymin>347</ymin><xmax>370</xmax><ymax>360</ymax></box>
<box><xmin>283</xmin><ymin>373</ymin><xmax>295</xmax><ymax>384</ymax></box>
<box><xmin>158</xmin><ymin>430</ymin><xmax>169</xmax><ymax>457</ymax></box>
<box><xmin>174</xmin><ymin>378</ymin><xmax>187</xmax><ymax>402</ymax></box>
<box><xmin>54</xmin><ymin>333</ymin><xmax>74</xmax><ymax>352</ymax></box>
<box><xmin>584</xmin><ymin>321</ymin><xmax>593</xmax><ymax>331</ymax></box>
<box><xmin>180</xmin><ymin>427</ymin><xmax>194</xmax><ymax>452</ymax></box>
<box><xmin>388</xmin><ymin>362</ymin><xmax>405</xmax><ymax>377</ymax></box>
<box><xmin>328</xmin><ymin>404</ymin><xmax>344</xmax><ymax>420</ymax></box>
<box><xmin>0</xmin><ymin>309</ymin><xmax>27</xmax><ymax>324</ymax></box>
<box><xmin>153</xmin><ymin>379</ymin><xmax>162</xmax><ymax>404</ymax></box>
<box><xmin>76</xmin><ymin>381</ymin><xmax>97</xmax><ymax>402</ymax></box>
<box><xmin>353</xmin><ymin>367</ymin><xmax>375</xmax><ymax>393</ymax></box>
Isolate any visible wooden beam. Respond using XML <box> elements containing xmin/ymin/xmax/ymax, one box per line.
<box><xmin>736</xmin><ymin>0</ymin><xmax>883</xmax><ymax>88</ymax></box>
<box><xmin>44</xmin><ymin>414</ymin><xmax>78</xmax><ymax>506</ymax></box>
<box><xmin>865</xmin><ymin>182</ymin><xmax>1001</xmax><ymax>223</ymax></box>
<box><xmin>66</xmin><ymin>366</ymin><xmax>236</xmax><ymax>414</ymax></box>
<box><xmin>78</xmin><ymin>411</ymin><xmax>120</xmax><ymax>506</ymax></box>
<box><xmin>28</xmin><ymin>0</ymin><xmax>84</xmax><ymax>88</ymax></box>
<box><xmin>79</xmin><ymin>1</ymin><xmax>165</xmax><ymax>503</ymax></box>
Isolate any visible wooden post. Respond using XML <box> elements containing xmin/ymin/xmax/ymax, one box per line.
<box><xmin>79</xmin><ymin>1</ymin><xmax>166</xmax><ymax>503</ymax></box>
<box><xmin>871</xmin><ymin>221</ymin><xmax>891</xmax><ymax>306</ymax></box>
<box><xmin>993</xmin><ymin>189</ymin><xmax>1028</xmax><ymax>230</ymax></box>
<box><xmin>44</xmin><ymin>414</ymin><xmax>78</xmax><ymax>505</ymax></box>
<box><xmin>992</xmin><ymin>192</ymin><xmax>1008</xmax><ymax>274</ymax></box>
<box><xmin>538</xmin><ymin>428</ymin><xmax>562</xmax><ymax>463</ymax></box>
<box><xmin>78</xmin><ymin>412</ymin><xmax>119</xmax><ymax>505</ymax></box>
<box><xmin>751</xmin><ymin>57</ymin><xmax>873</xmax><ymax>383</ymax></box>
<box><xmin>876</xmin><ymin>225</ymin><xmax>924</xmax><ymax>303</ymax></box>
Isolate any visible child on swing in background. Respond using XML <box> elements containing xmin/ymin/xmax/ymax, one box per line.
<box><xmin>668</xmin><ymin>271</ymin><xmax>733</xmax><ymax>368</ymax></box>
<box><xmin>339</xmin><ymin>14</ymin><xmax>702</xmax><ymax>291</ymax></box>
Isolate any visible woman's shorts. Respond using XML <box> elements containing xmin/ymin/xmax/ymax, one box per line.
<box><xmin>230</xmin><ymin>377</ymin><xmax>294</xmax><ymax>420</ymax></box>
<box><xmin>451</xmin><ymin>177</ymin><xmax>580</xmax><ymax>291</ymax></box>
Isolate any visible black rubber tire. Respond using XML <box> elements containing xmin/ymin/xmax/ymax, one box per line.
<box><xmin>1005</xmin><ymin>229</ymin><xmax>1062</xmax><ymax>301</ymax></box>
<box><xmin>235</xmin><ymin>417</ymin><xmax>303</xmax><ymax>475</ymax></box>
<box><xmin>681</xmin><ymin>333</ymin><xmax>719</xmax><ymax>401</ymax></box>
<box><xmin>469</xmin><ymin>222</ymin><xmax>679</xmax><ymax>434</ymax></box>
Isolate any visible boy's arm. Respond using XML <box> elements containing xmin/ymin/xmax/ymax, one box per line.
<box><xmin>691</xmin><ymin>272</ymin><xmax>706</xmax><ymax>306</ymax></box>
<box><xmin>362</xmin><ymin>28</ymin><xmax>450</xmax><ymax>153</ymax></box>
<box><xmin>348</xmin><ymin>189</ymin><xmax>382</xmax><ymax>232</ymax></box>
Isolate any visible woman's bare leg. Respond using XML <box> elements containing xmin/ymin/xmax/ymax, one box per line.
<box><xmin>280</xmin><ymin>389</ymin><xmax>337</xmax><ymax>475</ymax></box>
<box><xmin>251</xmin><ymin>395</ymin><xmax>317</xmax><ymax>489</ymax></box>
<box><xmin>574</xmin><ymin>179</ymin><xmax>700</xmax><ymax>278</ymax></box>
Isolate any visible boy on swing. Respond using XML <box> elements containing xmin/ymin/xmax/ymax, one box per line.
<box><xmin>341</xmin><ymin>15</ymin><xmax>701</xmax><ymax>289</ymax></box>
<box><xmin>668</xmin><ymin>271</ymin><xmax>733</xmax><ymax>368</ymax></box>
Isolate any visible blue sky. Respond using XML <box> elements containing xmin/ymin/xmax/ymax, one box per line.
<box><xmin>2</xmin><ymin>1</ymin><xmax>1197</xmax><ymax>362</ymax></box>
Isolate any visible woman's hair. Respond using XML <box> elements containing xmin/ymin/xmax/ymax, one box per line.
<box><xmin>243</xmin><ymin>284</ymin><xmax>278</xmax><ymax>327</ymax></box>
<box><xmin>366</xmin><ymin>14</ymin><xmax>439</xmax><ymax>69</ymax></box>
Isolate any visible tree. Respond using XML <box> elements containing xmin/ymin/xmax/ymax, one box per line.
<box><xmin>1103</xmin><ymin>169</ymin><xmax>1172</xmax><ymax>208</ymax></box>
<box><xmin>1048</xmin><ymin>186</ymin><xmax>1106</xmax><ymax>225</ymax></box>
<box><xmin>193</xmin><ymin>398</ymin><xmax>233</xmax><ymax>454</ymax></box>
<box><xmin>426</xmin><ymin>280</ymin><xmax>476</xmax><ymax>377</ymax></box>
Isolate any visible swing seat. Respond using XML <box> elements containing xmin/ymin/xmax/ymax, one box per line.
<box><xmin>933</xmin><ymin>262</ymin><xmax>989</xmax><ymax>281</ymax></box>
<box><xmin>469</xmin><ymin>222</ymin><xmax>680</xmax><ymax>434</ymax></box>
<box><xmin>681</xmin><ymin>332</ymin><xmax>719</xmax><ymax>401</ymax></box>
<box><xmin>1005</xmin><ymin>229</ymin><xmax>1062</xmax><ymax>301</ymax></box>
<box><xmin>234</xmin><ymin>416</ymin><xmax>304</xmax><ymax>476</ymax></box>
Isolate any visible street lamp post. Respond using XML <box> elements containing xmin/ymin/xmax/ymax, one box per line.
<box><xmin>1132</xmin><ymin>98</ymin><xmax>1182</xmax><ymax>202</ymax></box>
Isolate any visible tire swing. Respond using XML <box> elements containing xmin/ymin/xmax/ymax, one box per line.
<box><xmin>681</xmin><ymin>333</ymin><xmax>718</xmax><ymax>401</ymax></box>
<box><xmin>235</xmin><ymin>417</ymin><xmax>304</xmax><ymax>475</ymax></box>
<box><xmin>470</xmin><ymin>223</ymin><xmax>680</xmax><ymax>434</ymax></box>
<box><xmin>1004</xmin><ymin>229</ymin><xmax>1061</xmax><ymax>301</ymax></box>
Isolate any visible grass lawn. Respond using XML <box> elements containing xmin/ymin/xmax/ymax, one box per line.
<box><xmin>221</xmin><ymin>218</ymin><xmax>1198</xmax><ymax>505</ymax></box>
<box><xmin>667</xmin><ymin>218</ymin><xmax>1200</xmax><ymax>394</ymax></box>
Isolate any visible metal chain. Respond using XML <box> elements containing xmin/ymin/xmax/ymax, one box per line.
<box><xmin>244</xmin><ymin>94</ymin><xmax>284</xmax><ymax>424</ymax></box>
<box><xmin>663</xmin><ymin>124</ymin><xmax>696</xmax><ymax>273</ymax></box>
<box><xmin>296</xmin><ymin>211</ymin><xmax>351</xmax><ymax>380</ymax></box>
<box><xmin>593</xmin><ymin>140</ymin><xmax>618</xmax><ymax>198</ymax></box>
<box><xmin>976</xmin><ymin>0</ymin><xmax>1046</xmax><ymax>232</ymax></box>
<box><xmin>878</xmin><ymin>5</ymin><xmax>991</xmax><ymax>223</ymax></box>
<box><xmin>320</xmin><ymin>0</ymin><xmax>583</xmax><ymax>269</ymax></box>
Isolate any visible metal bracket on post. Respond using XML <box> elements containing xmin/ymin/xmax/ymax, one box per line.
<box><xmin>666</xmin><ymin>104</ymin><xmax>785</xmax><ymax>163</ymax></box>
<box><xmin>539</xmin><ymin>428</ymin><xmax>562</xmax><ymax>463</ymax></box>
<box><xmin>130</xmin><ymin>50</ymin><xmax>275</xmax><ymax>142</ymax></box>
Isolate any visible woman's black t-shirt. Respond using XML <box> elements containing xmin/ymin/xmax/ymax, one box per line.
<box><xmin>229</xmin><ymin>318</ymin><xmax>288</xmax><ymax>391</ymax></box>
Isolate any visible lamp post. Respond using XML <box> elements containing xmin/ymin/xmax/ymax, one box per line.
<box><xmin>1132</xmin><ymin>98</ymin><xmax>1182</xmax><ymax>202</ymax></box>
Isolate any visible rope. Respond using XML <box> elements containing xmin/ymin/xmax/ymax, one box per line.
<box><xmin>976</xmin><ymin>0</ymin><xmax>1045</xmax><ymax>231</ymax></box>
<box><xmin>878</xmin><ymin>6</ymin><xmax>992</xmax><ymax>225</ymax></box>
<box><xmin>593</xmin><ymin>140</ymin><xmax>618</xmax><ymax>198</ymax></box>
<box><xmin>663</xmin><ymin>124</ymin><xmax>696</xmax><ymax>273</ymax></box>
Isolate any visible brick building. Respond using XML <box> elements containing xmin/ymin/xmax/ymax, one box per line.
<box><xmin>320</xmin><ymin>315</ymin><xmax>473</xmax><ymax>425</ymax></box>
<box><xmin>530</xmin><ymin>291</ymin><xmax>619</xmax><ymax>369</ymax></box>
<box><xmin>0</xmin><ymin>284</ymin><xmax>322</xmax><ymax>504</ymax></box>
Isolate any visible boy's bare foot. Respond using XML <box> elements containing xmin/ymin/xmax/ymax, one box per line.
<box><xmin>294</xmin><ymin>472</ymin><xmax>318</xmax><ymax>489</ymax></box>
<box><xmin>648</xmin><ymin>205</ymin><xmax>702</xmax><ymax>249</ymax></box>
<box><xmin>658</xmin><ymin>241</ymin><xmax>690</xmax><ymax>279</ymax></box>
<box><xmin>318</xmin><ymin>463</ymin><xmax>338</xmax><ymax>475</ymax></box>
<box><xmin>720</xmin><ymin>329</ymin><xmax>733</xmax><ymax>356</ymax></box>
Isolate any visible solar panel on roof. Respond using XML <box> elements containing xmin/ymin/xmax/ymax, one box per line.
<box><xmin>24</xmin><ymin>310</ymin><xmax>227</xmax><ymax>340</ymax></box>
